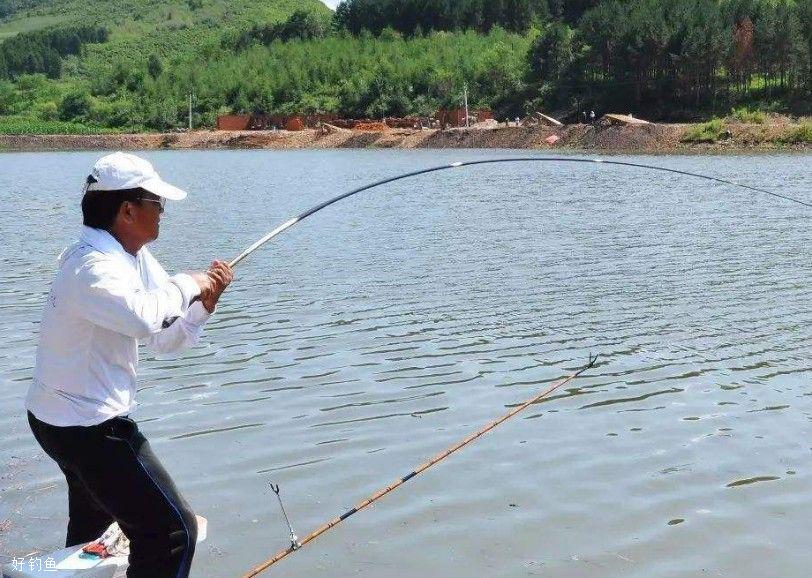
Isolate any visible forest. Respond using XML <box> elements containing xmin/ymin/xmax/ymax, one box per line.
<box><xmin>333</xmin><ymin>0</ymin><xmax>551</xmax><ymax>34</ymax></box>
<box><xmin>0</xmin><ymin>25</ymin><xmax>108</xmax><ymax>79</ymax></box>
<box><xmin>0</xmin><ymin>0</ymin><xmax>808</xmax><ymax>132</ymax></box>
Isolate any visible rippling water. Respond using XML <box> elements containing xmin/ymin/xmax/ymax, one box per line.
<box><xmin>0</xmin><ymin>149</ymin><xmax>810</xmax><ymax>578</ymax></box>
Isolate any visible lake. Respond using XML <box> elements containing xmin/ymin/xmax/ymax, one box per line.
<box><xmin>0</xmin><ymin>149</ymin><xmax>810</xmax><ymax>578</ymax></box>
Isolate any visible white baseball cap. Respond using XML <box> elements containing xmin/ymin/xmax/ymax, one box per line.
<box><xmin>85</xmin><ymin>152</ymin><xmax>187</xmax><ymax>200</ymax></box>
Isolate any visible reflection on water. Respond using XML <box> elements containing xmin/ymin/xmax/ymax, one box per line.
<box><xmin>0</xmin><ymin>149</ymin><xmax>809</xmax><ymax>578</ymax></box>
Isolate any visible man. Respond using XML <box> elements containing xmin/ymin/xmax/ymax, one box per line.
<box><xmin>25</xmin><ymin>152</ymin><xmax>233</xmax><ymax>578</ymax></box>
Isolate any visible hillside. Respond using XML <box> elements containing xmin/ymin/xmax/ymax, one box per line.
<box><xmin>0</xmin><ymin>0</ymin><xmax>330</xmax><ymax>83</ymax></box>
<box><xmin>0</xmin><ymin>0</ymin><xmax>330</xmax><ymax>40</ymax></box>
<box><xmin>0</xmin><ymin>0</ymin><xmax>809</xmax><ymax>137</ymax></box>
<box><xmin>0</xmin><ymin>0</ymin><xmax>333</xmax><ymax>130</ymax></box>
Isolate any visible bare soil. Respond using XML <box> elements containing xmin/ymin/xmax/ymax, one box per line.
<box><xmin>0</xmin><ymin>122</ymin><xmax>808</xmax><ymax>153</ymax></box>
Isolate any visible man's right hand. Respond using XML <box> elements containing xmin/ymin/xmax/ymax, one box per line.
<box><xmin>200</xmin><ymin>261</ymin><xmax>234</xmax><ymax>312</ymax></box>
<box><xmin>189</xmin><ymin>263</ymin><xmax>234</xmax><ymax>312</ymax></box>
<box><xmin>190</xmin><ymin>271</ymin><xmax>213</xmax><ymax>296</ymax></box>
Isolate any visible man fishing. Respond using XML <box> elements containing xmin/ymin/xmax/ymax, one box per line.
<box><xmin>25</xmin><ymin>152</ymin><xmax>233</xmax><ymax>578</ymax></box>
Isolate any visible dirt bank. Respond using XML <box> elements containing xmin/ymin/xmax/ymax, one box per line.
<box><xmin>0</xmin><ymin>122</ymin><xmax>808</xmax><ymax>153</ymax></box>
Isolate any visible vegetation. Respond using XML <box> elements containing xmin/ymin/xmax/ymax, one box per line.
<box><xmin>730</xmin><ymin>106</ymin><xmax>767</xmax><ymax>123</ymax></box>
<box><xmin>0</xmin><ymin>24</ymin><xmax>107</xmax><ymax>79</ymax></box>
<box><xmin>0</xmin><ymin>0</ymin><xmax>809</xmax><ymax>132</ymax></box>
<box><xmin>527</xmin><ymin>0</ymin><xmax>811</xmax><ymax>119</ymax></box>
<box><xmin>133</xmin><ymin>29</ymin><xmax>530</xmax><ymax>125</ymax></box>
<box><xmin>777</xmin><ymin>121</ymin><xmax>812</xmax><ymax>143</ymax></box>
<box><xmin>0</xmin><ymin>116</ymin><xmax>116</xmax><ymax>134</ymax></box>
<box><xmin>234</xmin><ymin>9</ymin><xmax>332</xmax><ymax>47</ymax></box>
<box><xmin>333</xmin><ymin>0</ymin><xmax>551</xmax><ymax>35</ymax></box>
<box><xmin>681</xmin><ymin>119</ymin><xmax>727</xmax><ymax>143</ymax></box>
<box><xmin>0</xmin><ymin>1</ymin><xmax>44</xmax><ymax>20</ymax></box>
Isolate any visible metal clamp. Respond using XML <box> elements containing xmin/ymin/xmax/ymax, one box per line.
<box><xmin>270</xmin><ymin>482</ymin><xmax>301</xmax><ymax>550</ymax></box>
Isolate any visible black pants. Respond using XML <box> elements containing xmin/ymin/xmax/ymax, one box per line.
<box><xmin>28</xmin><ymin>411</ymin><xmax>197</xmax><ymax>578</ymax></box>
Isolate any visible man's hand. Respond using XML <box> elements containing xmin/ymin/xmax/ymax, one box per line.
<box><xmin>189</xmin><ymin>272</ymin><xmax>213</xmax><ymax>295</ymax></box>
<box><xmin>200</xmin><ymin>260</ymin><xmax>234</xmax><ymax>313</ymax></box>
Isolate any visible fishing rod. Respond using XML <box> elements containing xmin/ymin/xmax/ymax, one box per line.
<box><xmin>227</xmin><ymin>156</ymin><xmax>810</xmax><ymax>268</ymax></box>
<box><xmin>242</xmin><ymin>354</ymin><xmax>598</xmax><ymax>578</ymax></box>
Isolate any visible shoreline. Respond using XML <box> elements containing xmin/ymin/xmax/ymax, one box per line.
<box><xmin>0</xmin><ymin>122</ymin><xmax>809</xmax><ymax>153</ymax></box>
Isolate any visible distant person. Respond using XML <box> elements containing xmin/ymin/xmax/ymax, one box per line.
<box><xmin>26</xmin><ymin>152</ymin><xmax>233</xmax><ymax>578</ymax></box>
<box><xmin>589</xmin><ymin>110</ymin><xmax>595</xmax><ymax>124</ymax></box>
<box><xmin>515</xmin><ymin>116</ymin><xmax>521</xmax><ymax>126</ymax></box>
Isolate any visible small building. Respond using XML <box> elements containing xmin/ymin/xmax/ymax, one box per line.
<box><xmin>435</xmin><ymin>108</ymin><xmax>493</xmax><ymax>129</ymax></box>
<box><xmin>284</xmin><ymin>116</ymin><xmax>304</xmax><ymax>131</ymax></box>
<box><xmin>384</xmin><ymin>116</ymin><xmax>421</xmax><ymax>129</ymax></box>
<box><xmin>216</xmin><ymin>115</ymin><xmax>251</xmax><ymax>130</ymax></box>
<box><xmin>216</xmin><ymin>113</ymin><xmax>339</xmax><ymax>131</ymax></box>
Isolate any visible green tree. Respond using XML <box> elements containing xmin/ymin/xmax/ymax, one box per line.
<box><xmin>798</xmin><ymin>0</ymin><xmax>812</xmax><ymax>90</ymax></box>
<box><xmin>333</xmin><ymin>0</ymin><xmax>547</xmax><ymax>35</ymax></box>
<box><xmin>59</xmin><ymin>90</ymin><xmax>92</xmax><ymax>121</ymax></box>
<box><xmin>0</xmin><ymin>24</ymin><xmax>107</xmax><ymax>79</ymax></box>
<box><xmin>617</xmin><ymin>0</ymin><xmax>668</xmax><ymax>105</ymax></box>
<box><xmin>770</xmin><ymin>0</ymin><xmax>806</xmax><ymax>90</ymax></box>
<box><xmin>578</xmin><ymin>0</ymin><xmax>625</xmax><ymax>76</ymax></box>
<box><xmin>527</xmin><ymin>22</ymin><xmax>573</xmax><ymax>82</ymax></box>
<box><xmin>0</xmin><ymin>79</ymin><xmax>17</xmax><ymax>114</ymax></box>
<box><xmin>147</xmin><ymin>54</ymin><xmax>163</xmax><ymax>80</ymax></box>
<box><xmin>35</xmin><ymin>100</ymin><xmax>59</xmax><ymax>120</ymax></box>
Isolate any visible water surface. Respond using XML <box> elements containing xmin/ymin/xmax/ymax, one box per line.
<box><xmin>0</xmin><ymin>149</ymin><xmax>810</xmax><ymax>578</ymax></box>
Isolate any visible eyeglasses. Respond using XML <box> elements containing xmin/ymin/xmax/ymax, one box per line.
<box><xmin>138</xmin><ymin>197</ymin><xmax>165</xmax><ymax>214</ymax></box>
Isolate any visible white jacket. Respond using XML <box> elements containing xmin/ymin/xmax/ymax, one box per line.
<box><xmin>26</xmin><ymin>226</ymin><xmax>211</xmax><ymax>426</ymax></box>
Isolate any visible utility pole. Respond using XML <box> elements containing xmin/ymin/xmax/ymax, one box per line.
<box><xmin>188</xmin><ymin>92</ymin><xmax>194</xmax><ymax>131</ymax></box>
<box><xmin>463</xmin><ymin>83</ymin><xmax>469</xmax><ymax>128</ymax></box>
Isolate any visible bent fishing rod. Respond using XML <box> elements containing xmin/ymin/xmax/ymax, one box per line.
<box><xmin>227</xmin><ymin>156</ymin><xmax>810</xmax><ymax>269</ymax></box>
<box><xmin>241</xmin><ymin>354</ymin><xmax>598</xmax><ymax>578</ymax></box>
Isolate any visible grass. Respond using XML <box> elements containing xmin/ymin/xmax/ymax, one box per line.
<box><xmin>680</xmin><ymin>118</ymin><xmax>811</xmax><ymax>146</ymax></box>
<box><xmin>775</xmin><ymin>122</ymin><xmax>812</xmax><ymax>144</ymax></box>
<box><xmin>730</xmin><ymin>106</ymin><xmax>766</xmax><ymax>124</ymax></box>
<box><xmin>0</xmin><ymin>0</ymin><xmax>329</xmax><ymax>40</ymax></box>
<box><xmin>680</xmin><ymin>118</ymin><xmax>727</xmax><ymax>143</ymax></box>
<box><xmin>0</xmin><ymin>116</ymin><xmax>117</xmax><ymax>134</ymax></box>
<box><xmin>0</xmin><ymin>14</ymin><xmax>66</xmax><ymax>39</ymax></box>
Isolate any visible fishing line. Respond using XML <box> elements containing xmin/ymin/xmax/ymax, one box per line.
<box><xmin>227</xmin><ymin>156</ymin><xmax>810</xmax><ymax>268</ymax></box>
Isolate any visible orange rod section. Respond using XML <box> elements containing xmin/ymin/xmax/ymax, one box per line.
<box><xmin>241</xmin><ymin>355</ymin><xmax>597</xmax><ymax>578</ymax></box>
